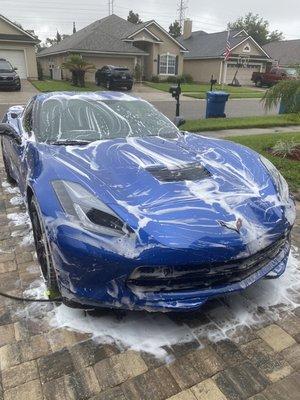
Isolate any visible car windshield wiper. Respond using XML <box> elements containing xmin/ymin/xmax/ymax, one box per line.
<box><xmin>49</xmin><ymin>140</ymin><xmax>91</xmax><ymax>146</ymax></box>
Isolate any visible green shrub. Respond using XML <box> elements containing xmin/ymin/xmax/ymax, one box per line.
<box><xmin>150</xmin><ymin>75</ymin><xmax>160</xmax><ymax>83</ymax></box>
<box><xmin>179</xmin><ymin>74</ymin><xmax>194</xmax><ymax>83</ymax></box>
<box><xmin>37</xmin><ymin>61</ymin><xmax>43</xmax><ymax>81</ymax></box>
<box><xmin>166</xmin><ymin>76</ymin><xmax>178</xmax><ymax>83</ymax></box>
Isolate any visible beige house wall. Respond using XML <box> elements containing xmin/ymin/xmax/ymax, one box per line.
<box><xmin>0</xmin><ymin>19</ymin><xmax>22</xmax><ymax>35</ymax></box>
<box><xmin>38</xmin><ymin>53</ymin><xmax>138</xmax><ymax>82</ymax></box>
<box><xmin>233</xmin><ymin>40</ymin><xmax>265</xmax><ymax>57</ymax></box>
<box><xmin>183</xmin><ymin>59</ymin><xmax>221</xmax><ymax>83</ymax></box>
<box><xmin>147</xmin><ymin>24</ymin><xmax>184</xmax><ymax>78</ymax></box>
<box><xmin>0</xmin><ymin>18</ymin><xmax>38</xmax><ymax>79</ymax></box>
<box><xmin>0</xmin><ymin>41</ymin><xmax>38</xmax><ymax>78</ymax></box>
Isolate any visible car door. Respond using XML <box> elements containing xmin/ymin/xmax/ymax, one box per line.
<box><xmin>99</xmin><ymin>67</ymin><xmax>107</xmax><ymax>86</ymax></box>
<box><xmin>9</xmin><ymin>100</ymin><xmax>34</xmax><ymax>185</ymax></box>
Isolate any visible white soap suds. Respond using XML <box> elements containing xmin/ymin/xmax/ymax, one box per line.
<box><xmin>39</xmin><ymin>247</ymin><xmax>299</xmax><ymax>359</ymax></box>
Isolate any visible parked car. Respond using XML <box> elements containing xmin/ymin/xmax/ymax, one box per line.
<box><xmin>252</xmin><ymin>67</ymin><xmax>298</xmax><ymax>87</ymax></box>
<box><xmin>95</xmin><ymin>65</ymin><xmax>133</xmax><ymax>90</ymax></box>
<box><xmin>0</xmin><ymin>58</ymin><xmax>21</xmax><ymax>91</ymax></box>
<box><xmin>0</xmin><ymin>92</ymin><xmax>295</xmax><ymax>312</ymax></box>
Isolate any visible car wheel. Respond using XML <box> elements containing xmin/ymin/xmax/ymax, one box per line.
<box><xmin>96</xmin><ymin>79</ymin><xmax>100</xmax><ymax>86</ymax></box>
<box><xmin>127</xmin><ymin>85</ymin><xmax>133</xmax><ymax>91</ymax></box>
<box><xmin>15</xmin><ymin>85</ymin><xmax>21</xmax><ymax>91</ymax></box>
<box><xmin>29</xmin><ymin>197</ymin><xmax>59</xmax><ymax>295</ymax></box>
<box><xmin>2</xmin><ymin>150</ymin><xmax>15</xmax><ymax>184</ymax></box>
<box><xmin>255</xmin><ymin>80</ymin><xmax>263</xmax><ymax>88</ymax></box>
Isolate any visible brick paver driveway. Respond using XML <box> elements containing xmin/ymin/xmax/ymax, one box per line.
<box><xmin>0</xmin><ymin>152</ymin><xmax>299</xmax><ymax>400</ymax></box>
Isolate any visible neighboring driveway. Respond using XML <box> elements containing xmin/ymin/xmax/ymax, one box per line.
<box><xmin>0</xmin><ymin>81</ymin><xmax>277</xmax><ymax>122</ymax></box>
<box><xmin>132</xmin><ymin>84</ymin><xmax>278</xmax><ymax>120</ymax></box>
<box><xmin>0</xmin><ymin>80</ymin><xmax>38</xmax><ymax>120</ymax></box>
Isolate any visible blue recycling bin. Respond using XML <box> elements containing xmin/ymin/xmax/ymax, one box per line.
<box><xmin>279</xmin><ymin>94</ymin><xmax>300</xmax><ymax>114</ymax></box>
<box><xmin>206</xmin><ymin>91</ymin><xmax>230</xmax><ymax>118</ymax></box>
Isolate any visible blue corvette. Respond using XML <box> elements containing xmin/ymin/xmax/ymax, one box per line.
<box><xmin>0</xmin><ymin>92</ymin><xmax>296</xmax><ymax>312</ymax></box>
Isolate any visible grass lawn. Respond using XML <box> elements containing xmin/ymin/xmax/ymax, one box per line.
<box><xmin>226</xmin><ymin>132</ymin><xmax>300</xmax><ymax>191</ymax></box>
<box><xmin>30</xmin><ymin>80</ymin><xmax>101</xmax><ymax>92</ymax></box>
<box><xmin>184</xmin><ymin>92</ymin><xmax>263</xmax><ymax>99</ymax></box>
<box><xmin>145</xmin><ymin>82</ymin><xmax>264</xmax><ymax>98</ymax></box>
<box><xmin>182</xmin><ymin>114</ymin><xmax>300</xmax><ymax>132</ymax></box>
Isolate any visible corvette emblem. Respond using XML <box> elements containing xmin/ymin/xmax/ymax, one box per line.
<box><xmin>218</xmin><ymin>218</ymin><xmax>243</xmax><ymax>234</ymax></box>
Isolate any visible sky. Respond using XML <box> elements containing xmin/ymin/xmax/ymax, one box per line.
<box><xmin>2</xmin><ymin>0</ymin><xmax>300</xmax><ymax>42</ymax></box>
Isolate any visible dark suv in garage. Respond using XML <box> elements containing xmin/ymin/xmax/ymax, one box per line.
<box><xmin>0</xmin><ymin>58</ymin><xmax>21</xmax><ymax>91</ymax></box>
<box><xmin>95</xmin><ymin>65</ymin><xmax>133</xmax><ymax>90</ymax></box>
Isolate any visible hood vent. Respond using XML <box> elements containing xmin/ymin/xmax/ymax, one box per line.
<box><xmin>146</xmin><ymin>162</ymin><xmax>211</xmax><ymax>182</ymax></box>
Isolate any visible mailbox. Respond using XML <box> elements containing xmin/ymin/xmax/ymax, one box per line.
<box><xmin>169</xmin><ymin>85</ymin><xmax>182</xmax><ymax>98</ymax></box>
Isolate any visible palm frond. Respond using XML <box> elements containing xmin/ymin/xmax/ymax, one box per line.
<box><xmin>262</xmin><ymin>80</ymin><xmax>300</xmax><ymax>113</ymax></box>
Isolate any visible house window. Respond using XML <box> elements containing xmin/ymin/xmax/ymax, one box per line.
<box><xmin>243</xmin><ymin>44</ymin><xmax>251</xmax><ymax>53</ymax></box>
<box><xmin>159</xmin><ymin>54</ymin><xmax>176</xmax><ymax>75</ymax></box>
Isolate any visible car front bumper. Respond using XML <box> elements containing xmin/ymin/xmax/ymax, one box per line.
<box><xmin>0</xmin><ymin>79</ymin><xmax>20</xmax><ymax>89</ymax></box>
<box><xmin>50</xmin><ymin>224</ymin><xmax>292</xmax><ymax>312</ymax></box>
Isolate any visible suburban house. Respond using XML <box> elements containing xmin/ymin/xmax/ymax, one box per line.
<box><xmin>37</xmin><ymin>14</ymin><xmax>188</xmax><ymax>82</ymax></box>
<box><xmin>178</xmin><ymin>20</ymin><xmax>271</xmax><ymax>85</ymax></box>
<box><xmin>263</xmin><ymin>39</ymin><xmax>300</xmax><ymax>67</ymax></box>
<box><xmin>0</xmin><ymin>14</ymin><xmax>39</xmax><ymax>79</ymax></box>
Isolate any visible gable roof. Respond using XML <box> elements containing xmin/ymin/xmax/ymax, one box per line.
<box><xmin>38</xmin><ymin>15</ymin><xmax>148</xmax><ymax>57</ymax></box>
<box><xmin>38</xmin><ymin>14</ymin><xmax>187</xmax><ymax>57</ymax></box>
<box><xmin>263</xmin><ymin>39</ymin><xmax>300</xmax><ymax>66</ymax></box>
<box><xmin>125</xmin><ymin>20</ymin><xmax>188</xmax><ymax>51</ymax></box>
<box><xmin>0</xmin><ymin>14</ymin><xmax>39</xmax><ymax>43</ymax></box>
<box><xmin>178</xmin><ymin>29</ymin><xmax>269</xmax><ymax>59</ymax></box>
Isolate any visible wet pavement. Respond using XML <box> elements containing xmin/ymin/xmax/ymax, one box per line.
<box><xmin>0</xmin><ymin>152</ymin><xmax>299</xmax><ymax>399</ymax></box>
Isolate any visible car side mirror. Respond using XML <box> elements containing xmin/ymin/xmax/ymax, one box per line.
<box><xmin>0</xmin><ymin>123</ymin><xmax>22</xmax><ymax>145</ymax></box>
<box><xmin>174</xmin><ymin>117</ymin><xmax>186</xmax><ymax>128</ymax></box>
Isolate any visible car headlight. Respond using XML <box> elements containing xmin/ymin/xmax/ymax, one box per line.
<box><xmin>52</xmin><ymin>180</ymin><xmax>132</xmax><ymax>237</ymax></box>
<box><xmin>260</xmin><ymin>155</ymin><xmax>290</xmax><ymax>203</ymax></box>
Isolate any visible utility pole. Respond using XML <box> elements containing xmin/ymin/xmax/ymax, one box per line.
<box><xmin>177</xmin><ymin>0</ymin><xmax>188</xmax><ymax>30</ymax></box>
<box><xmin>108</xmin><ymin>0</ymin><xmax>114</xmax><ymax>15</ymax></box>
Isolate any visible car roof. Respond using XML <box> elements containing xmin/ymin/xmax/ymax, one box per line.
<box><xmin>35</xmin><ymin>91</ymin><xmax>140</xmax><ymax>103</ymax></box>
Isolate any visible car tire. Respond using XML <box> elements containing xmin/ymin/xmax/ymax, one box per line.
<box><xmin>2</xmin><ymin>150</ymin><xmax>15</xmax><ymax>184</ymax></box>
<box><xmin>15</xmin><ymin>85</ymin><xmax>21</xmax><ymax>91</ymax></box>
<box><xmin>255</xmin><ymin>80</ymin><xmax>263</xmax><ymax>88</ymax></box>
<box><xmin>127</xmin><ymin>85</ymin><xmax>133</xmax><ymax>91</ymax></box>
<box><xmin>95</xmin><ymin>79</ymin><xmax>100</xmax><ymax>87</ymax></box>
<box><xmin>29</xmin><ymin>197</ymin><xmax>60</xmax><ymax>296</ymax></box>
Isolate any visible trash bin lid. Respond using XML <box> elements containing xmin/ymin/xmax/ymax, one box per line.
<box><xmin>206</xmin><ymin>91</ymin><xmax>230</xmax><ymax>101</ymax></box>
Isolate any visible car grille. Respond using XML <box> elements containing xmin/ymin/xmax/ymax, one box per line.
<box><xmin>0</xmin><ymin>76</ymin><xmax>13</xmax><ymax>81</ymax></box>
<box><xmin>127</xmin><ymin>237</ymin><xmax>289</xmax><ymax>294</ymax></box>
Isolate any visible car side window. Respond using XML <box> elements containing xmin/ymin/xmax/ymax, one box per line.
<box><xmin>22</xmin><ymin>101</ymin><xmax>34</xmax><ymax>133</ymax></box>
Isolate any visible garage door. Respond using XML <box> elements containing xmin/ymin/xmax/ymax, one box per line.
<box><xmin>226</xmin><ymin>64</ymin><xmax>261</xmax><ymax>86</ymax></box>
<box><xmin>0</xmin><ymin>49</ymin><xmax>27</xmax><ymax>78</ymax></box>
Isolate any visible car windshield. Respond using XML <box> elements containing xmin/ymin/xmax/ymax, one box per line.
<box><xmin>285</xmin><ymin>68</ymin><xmax>298</xmax><ymax>77</ymax></box>
<box><xmin>0</xmin><ymin>60</ymin><xmax>13</xmax><ymax>73</ymax></box>
<box><xmin>36</xmin><ymin>95</ymin><xmax>180</xmax><ymax>143</ymax></box>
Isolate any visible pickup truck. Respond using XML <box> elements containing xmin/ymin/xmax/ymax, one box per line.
<box><xmin>251</xmin><ymin>67</ymin><xmax>298</xmax><ymax>87</ymax></box>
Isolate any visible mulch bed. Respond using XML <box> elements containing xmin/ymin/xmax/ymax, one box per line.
<box><xmin>267</xmin><ymin>145</ymin><xmax>300</xmax><ymax>161</ymax></box>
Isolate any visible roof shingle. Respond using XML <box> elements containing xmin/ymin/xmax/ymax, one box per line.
<box><xmin>178</xmin><ymin>29</ymin><xmax>251</xmax><ymax>59</ymax></box>
<box><xmin>263</xmin><ymin>40</ymin><xmax>300</xmax><ymax>66</ymax></box>
<box><xmin>38</xmin><ymin>15</ymin><xmax>147</xmax><ymax>57</ymax></box>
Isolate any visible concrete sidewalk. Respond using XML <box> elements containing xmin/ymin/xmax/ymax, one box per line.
<box><xmin>199</xmin><ymin>124</ymin><xmax>300</xmax><ymax>139</ymax></box>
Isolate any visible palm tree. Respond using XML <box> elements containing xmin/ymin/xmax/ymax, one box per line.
<box><xmin>263</xmin><ymin>79</ymin><xmax>300</xmax><ymax>113</ymax></box>
<box><xmin>62</xmin><ymin>54</ymin><xmax>95</xmax><ymax>87</ymax></box>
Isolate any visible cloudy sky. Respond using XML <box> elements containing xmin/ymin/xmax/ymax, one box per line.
<box><xmin>2</xmin><ymin>0</ymin><xmax>300</xmax><ymax>42</ymax></box>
